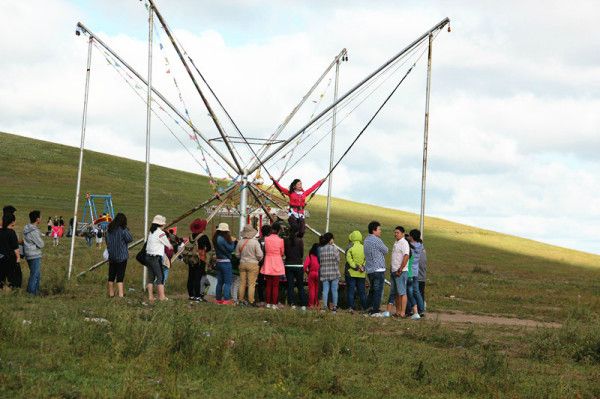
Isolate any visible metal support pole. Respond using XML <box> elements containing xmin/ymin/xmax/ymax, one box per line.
<box><xmin>325</xmin><ymin>58</ymin><xmax>341</xmax><ymax>232</ymax></box>
<box><xmin>249</xmin><ymin>18</ymin><xmax>449</xmax><ymax>175</ymax></box>
<box><xmin>68</xmin><ymin>36</ymin><xmax>93</xmax><ymax>280</ymax></box>
<box><xmin>75</xmin><ymin>22</ymin><xmax>238</xmax><ymax>173</ymax></box>
<box><xmin>143</xmin><ymin>7</ymin><xmax>154</xmax><ymax>289</ymax></box>
<box><xmin>239</xmin><ymin>171</ymin><xmax>248</xmax><ymax>237</ymax></box>
<box><xmin>419</xmin><ymin>33</ymin><xmax>433</xmax><ymax>237</ymax></box>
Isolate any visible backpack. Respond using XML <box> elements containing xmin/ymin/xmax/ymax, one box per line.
<box><xmin>182</xmin><ymin>234</ymin><xmax>205</xmax><ymax>265</ymax></box>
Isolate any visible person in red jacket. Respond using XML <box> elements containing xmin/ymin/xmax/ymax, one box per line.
<box><xmin>303</xmin><ymin>243</ymin><xmax>321</xmax><ymax>309</ymax></box>
<box><xmin>271</xmin><ymin>177</ymin><xmax>324</xmax><ymax>237</ymax></box>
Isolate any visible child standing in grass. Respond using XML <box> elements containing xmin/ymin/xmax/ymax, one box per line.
<box><xmin>319</xmin><ymin>232</ymin><xmax>340</xmax><ymax>313</ymax></box>
<box><xmin>303</xmin><ymin>243</ymin><xmax>320</xmax><ymax>308</ymax></box>
<box><xmin>51</xmin><ymin>221</ymin><xmax>60</xmax><ymax>246</ymax></box>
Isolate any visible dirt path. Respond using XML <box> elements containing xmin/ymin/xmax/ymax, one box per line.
<box><xmin>427</xmin><ymin>311</ymin><xmax>561</xmax><ymax>328</ymax></box>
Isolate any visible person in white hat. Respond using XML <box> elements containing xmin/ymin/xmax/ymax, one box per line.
<box><xmin>211</xmin><ymin>222</ymin><xmax>237</xmax><ymax>304</ymax></box>
<box><xmin>235</xmin><ymin>224</ymin><xmax>263</xmax><ymax>305</ymax></box>
<box><xmin>145</xmin><ymin>215</ymin><xmax>172</xmax><ymax>302</ymax></box>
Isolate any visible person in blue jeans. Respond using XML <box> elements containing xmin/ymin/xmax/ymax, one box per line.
<box><xmin>213</xmin><ymin>222</ymin><xmax>237</xmax><ymax>305</ymax></box>
<box><xmin>23</xmin><ymin>210</ymin><xmax>45</xmax><ymax>295</ymax></box>
<box><xmin>363</xmin><ymin>221</ymin><xmax>388</xmax><ymax>315</ymax></box>
<box><xmin>407</xmin><ymin>231</ymin><xmax>425</xmax><ymax>317</ymax></box>
<box><xmin>346</xmin><ymin>230</ymin><xmax>367</xmax><ymax>312</ymax></box>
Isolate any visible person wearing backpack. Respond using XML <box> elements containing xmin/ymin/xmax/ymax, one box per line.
<box><xmin>183</xmin><ymin>219</ymin><xmax>211</xmax><ymax>301</ymax></box>
<box><xmin>235</xmin><ymin>224</ymin><xmax>263</xmax><ymax>305</ymax></box>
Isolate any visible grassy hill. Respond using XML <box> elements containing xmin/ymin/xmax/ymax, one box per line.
<box><xmin>1</xmin><ymin>131</ymin><xmax>599</xmax><ymax>398</ymax></box>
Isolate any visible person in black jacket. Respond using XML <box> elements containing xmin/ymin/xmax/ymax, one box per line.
<box><xmin>284</xmin><ymin>224</ymin><xmax>306</xmax><ymax>308</ymax></box>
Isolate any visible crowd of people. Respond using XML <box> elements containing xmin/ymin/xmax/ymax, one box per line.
<box><xmin>1</xmin><ymin>176</ymin><xmax>428</xmax><ymax>319</ymax></box>
<box><xmin>118</xmin><ymin>212</ymin><xmax>428</xmax><ymax>318</ymax></box>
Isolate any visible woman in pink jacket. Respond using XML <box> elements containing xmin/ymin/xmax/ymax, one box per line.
<box><xmin>260</xmin><ymin>222</ymin><xmax>285</xmax><ymax>309</ymax></box>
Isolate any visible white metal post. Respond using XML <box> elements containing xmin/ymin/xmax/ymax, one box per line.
<box><xmin>143</xmin><ymin>7</ymin><xmax>154</xmax><ymax>289</ymax></box>
<box><xmin>68</xmin><ymin>36</ymin><xmax>93</xmax><ymax>280</ymax></box>
<box><xmin>419</xmin><ymin>33</ymin><xmax>433</xmax><ymax>238</ymax></box>
<box><xmin>239</xmin><ymin>171</ymin><xmax>248</xmax><ymax>238</ymax></box>
<box><xmin>325</xmin><ymin>58</ymin><xmax>341</xmax><ymax>232</ymax></box>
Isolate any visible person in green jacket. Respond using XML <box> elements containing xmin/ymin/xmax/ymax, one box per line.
<box><xmin>345</xmin><ymin>230</ymin><xmax>367</xmax><ymax>312</ymax></box>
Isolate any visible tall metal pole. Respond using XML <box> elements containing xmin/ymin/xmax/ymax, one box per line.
<box><xmin>325</xmin><ymin>58</ymin><xmax>341</xmax><ymax>232</ymax></box>
<box><xmin>239</xmin><ymin>171</ymin><xmax>248</xmax><ymax>237</ymax></box>
<box><xmin>419</xmin><ymin>33</ymin><xmax>433</xmax><ymax>237</ymax></box>
<box><xmin>68</xmin><ymin>36</ymin><xmax>93</xmax><ymax>280</ymax></box>
<box><xmin>143</xmin><ymin>7</ymin><xmax>154</xmax><ymax>289</ymax></box>
<box><xmin>147</xmin><ymin>0</ymin><xmax>243</xmax><ymax>174</ymax></box>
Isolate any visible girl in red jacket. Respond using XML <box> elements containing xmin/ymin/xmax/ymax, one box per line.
<box><xmin>303</xmin><ymin>243</ymin><xmax>321</xmax><ymax>308</ymax></box>
<box><xmin>271</xmin><ymin>177</ymin><xmax>323</xmax><ymax>237</ymax></box>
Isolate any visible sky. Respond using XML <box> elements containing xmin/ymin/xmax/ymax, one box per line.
<box><xmin>1</xmin><ymin>0</ymin><xmax>599</xmax><ymax>255</ymax></box>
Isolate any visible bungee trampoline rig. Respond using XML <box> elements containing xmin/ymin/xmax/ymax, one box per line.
<box><xmin>68</xmin><ymin>0</ymin><xmax>450</xmax><ymax>286</ymax></box>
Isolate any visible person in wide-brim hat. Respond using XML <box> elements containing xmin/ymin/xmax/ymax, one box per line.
<box><xmin>240</xmin><ymin>224</ymin><xmax>258</xmax><ymax>239</ymax></box>
<box><xmin>216</xmin><ymin>222</ymin><xmax>230</xmax><ymax>232</ymax></box>
<box><xmin>190</xmin><ymin>218</ymin><xmax>207</xmax><ymax>234</ymax></box>
<box><xmin>152</xmin><ymin>214</ymin><xmax>167</xmax><ymax>226</ymax></box>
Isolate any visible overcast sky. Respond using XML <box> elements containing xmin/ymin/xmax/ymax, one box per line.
<box><xmin>1</xmin><ymin>1</ymin><xmax>599</xmax><ymax>255</ymax></box>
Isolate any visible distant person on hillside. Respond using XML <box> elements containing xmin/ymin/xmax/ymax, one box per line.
<box><xmin>386</xmin><ymin>226</ymin><xmax>409</xmax><ymax>318</ymax></box>
<box><xmin>145</xmin><ymin>215</ymin><xmax>172</xmax><ymax>302</ymax></box>
<box><xmin>51</xmin><ymin>221</ymin><xmax>60</xmax><ymax>246</ymax></box>
<box><xmin>255</xmin><ymin>224</ymin><xmax>271</xmax><ymax>306</ymax></box>
<box><xmin>67</xmin><ymin>217</ymin><xmax>74</xmax><ymax>237</ymax></box>
<box><xmin>46</xmin><ymin>217</ymin><xmax>53</xmax><ymax>236</ymax></box>
<box><xmin>404</xmin><ymin>239</ymin><xmax>420</xmax><ymax>319</ymax></box>
<box><xmin>346</xmin><ymin>230</ymin><xmax>367</xmax><ymax>313</ymax></box>
<box><xmin>407</xmin><ymin>229</ymin><xmax>426</xmax><ymax>317</ymax></box>
<box><xmin>303</xmin><ymin>243</ymin><xmax>321</xmax><ymax>309</ymax></box>
<box><xmin>0</xmin><ymin>213</ymin><xmax>20</xmax><ymax>290</ymax></box>
<box><xmin>95</xmin><ymin>226</ymin><xmax>103</xmax><ymax>248</ymax></box>
<box><xmin>364</xmin><ymin>221</ymin><xmax>388</xmax><ymax>316</ymax></box>
<box><xmin>284</xmin><ymin>224</ymin><xmax>305</xmax><ymax>309</ymax></box>
<box><xmin>271</xmin><ymin>177</ymin><xmax>324</xmax><ymax>238</ymax></box>
<box><xmin>105</xmin><ymin>213</ymin><xmax>133</xmax><ymax>298</ymax></box>
<box><xmin>235</xmin><ymin>224</ymin><xmax>262</xmax><ymax>306</ymax></box>
<box><xmin>261</xmin><ymin>222</ymin><xmax>285</xmax><ymax>309</ymax></box>
<box><xmin>23</xmin><ymin>210</ymin><xmax>45</xmax><ymax>295</ymax></box>
<box><xmin>319</xmin><ymin>232</ymin><xmax>340</xmax><ymax>313</ymax></box>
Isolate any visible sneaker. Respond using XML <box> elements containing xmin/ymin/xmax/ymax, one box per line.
<box><xmin>411</xmin><ymin>313</ymin><xmax>421</xmax><ymax>320</ymax></box>
<box><xmin>266</xmin><ymin>304</ymin><xmax>272</xmax><ymax>309</ymax></box>
<box><xmin>291</xmin><ymin>305</ymin><xmax>297</xmax><ymax>310</ymax></box>
<box><xmin>382</xmin><ymin>311</ymin><xmax>391</xmax><ymax>318</ymax></box>
<box><xmin>188</xmin><ymin>296</ymin><xmax>195</xmax><ymax>301</ymax></box>
<box><xmin>370</xmin><ymin>312</ymin><xmax>384</xmax><ymax>318</ymax></box>
<box><xmin>301</xmin><ymin>306</ymin><xmax>306</xmax><ymax>311</ymax></box>
<box><xmin>332</xmin><ymin>307</ymin><xmax>337</xmax><ymax>314</ymax></box>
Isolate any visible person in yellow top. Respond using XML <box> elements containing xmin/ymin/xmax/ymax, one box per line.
<box><xmin>345</xmin><ymin>230</ymin><xmax>367</xmax><ymax>312</ymax></box>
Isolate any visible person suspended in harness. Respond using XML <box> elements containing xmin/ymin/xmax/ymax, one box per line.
<box><xmin>271</xmin><ymin>177</ymin><xmax>324</xmax><ymax>238</ymax></box>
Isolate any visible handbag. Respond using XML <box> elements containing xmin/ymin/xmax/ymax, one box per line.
<box><xmin>135</xmin><ymin>242</ymin><xmax>148</xmax><ymax>265</ymax></box>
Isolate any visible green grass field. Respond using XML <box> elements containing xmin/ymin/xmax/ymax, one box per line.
<box><xmin>1</xmin><ymin>131</ymin><xmax>599</xmax><ymax>398</ymax></box>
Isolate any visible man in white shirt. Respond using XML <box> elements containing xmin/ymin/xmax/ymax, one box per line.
<box><xmin>386</xmin><ymin>226</ymin><xmax>410</xmax><ymax>317</ymax></box>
